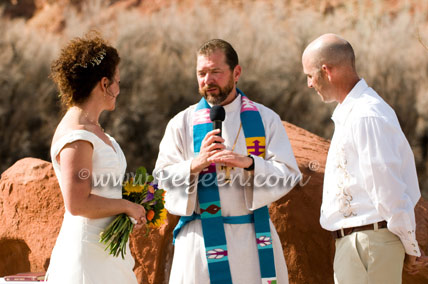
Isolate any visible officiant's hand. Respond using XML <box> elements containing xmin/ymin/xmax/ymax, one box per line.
<box><xmin>208</xmin><ymin>150</ymin><xmax>253</xmax><ymax>169</ymax></box>
<box><xmin>191</xmin><ymin>129</ymin><xmax>225</xmax><ymax>174</ymax></box>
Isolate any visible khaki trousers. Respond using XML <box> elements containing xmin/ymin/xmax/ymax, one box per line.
<box><xmin>333</xmin><ymin>228</ymin><xmax>405</xmax><ymax>284</ymax></box>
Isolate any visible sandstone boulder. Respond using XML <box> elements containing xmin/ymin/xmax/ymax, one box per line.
<box><xmin>0</xmin><ymin>123</ymin><xmax>427</xmax><ymax>283</ymax></box>
<box><xmin>0</xmin><ymin>158</ymin><xmax>63</xmax><ymax>276</ymax></box>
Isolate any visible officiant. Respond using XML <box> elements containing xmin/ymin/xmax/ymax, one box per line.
<box><xmin>154</xmin><ymin>39</ymin><xmax>301</xmax><ymax>284</ymax></box>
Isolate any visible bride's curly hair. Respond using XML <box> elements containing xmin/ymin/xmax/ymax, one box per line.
<box><xmin>51</xmin><ymin>31</ymin><xmax>120</xmax><ymax>108</ymax></box>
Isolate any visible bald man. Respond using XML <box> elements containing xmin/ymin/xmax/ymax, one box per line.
<box><xmin>302</xmin><ymin>33</ymin><xmax>428</xmax><ymax>283</ymax></box>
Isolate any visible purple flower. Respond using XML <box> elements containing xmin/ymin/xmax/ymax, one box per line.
<box><xmin>144</xmin><ymin>192</ymin><xmax>154</xmax><ymax>203</ymax></box>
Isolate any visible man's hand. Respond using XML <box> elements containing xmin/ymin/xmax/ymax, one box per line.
<box><xmin>404</xmin><ymin>250</ymin><xmax>428</xmax><ymax>275</ymax></box>
<box><xmin>208</xmin><ymin>150</ymin><xmax>253</xmax><ymax>169</ymax></box>
<box><xmin>190</xmin><ymin>129</ymin><xmax>225</xmax><ymax>174</ymax></box>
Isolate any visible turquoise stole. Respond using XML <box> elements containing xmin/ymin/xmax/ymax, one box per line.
<box><xmin>190</xmin><ymin>89</ymin><xmax>277</xmax><ymax>284</ymax></box>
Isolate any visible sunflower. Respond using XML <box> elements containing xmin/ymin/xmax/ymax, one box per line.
<box><xmin>123</xmin><ymin>178</ymin><xmax>145</xmax><ymax>196</ymax></box>
<box><xmin>148</xmin><ymin>208</ymin><xmax>168</xmax><ymax>228</ymax></box>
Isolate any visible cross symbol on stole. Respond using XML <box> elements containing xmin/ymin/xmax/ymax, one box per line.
<box><xmin>247</xmin><ymin>140</ymin><xmax>265</xmax><ymax>156</ymax></box>
<box><xmin>220</xmin><ymin>165</ymin><xmax>234</xmax><ymax>183</ymax></box>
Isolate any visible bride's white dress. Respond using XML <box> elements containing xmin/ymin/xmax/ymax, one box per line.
<box><xmin>46</xmin><ymin>130</ymin><xmax>138</xmax><ymax>284</ymax></box>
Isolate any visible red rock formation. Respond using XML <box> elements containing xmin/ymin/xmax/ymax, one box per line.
<box><xmin>277</xmin><ymin>122</ymin><xmax>335</xmax><ymax>284</ymax></box>
<box><xmin>8</xmin><ymin>0</ymin><xmax>428</xmax><ymax>33</ymax></box>
<box><xmin>129</xmin><ymin>213</ymin><xmax>178</xmax><ymax>283</ymax></box>
<box><xmin>403</xmin><ymin>198</ymin><xmax>428</xmax><ymax>283</ymax></box>
<box><xmin>0</xmin><ymin>158</ymin><xmax>63</xmax><ymax>275</ymax></box>
<box><xmin>0</xmin><ymin>123</ymin><xmax>427</xmax><ymax>283</ymax></box>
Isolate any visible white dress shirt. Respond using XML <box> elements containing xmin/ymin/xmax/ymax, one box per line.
<box><xmin>320</xmin><ymin>79</ymin><xmax>421</xmax><ymax>256</ymax></box>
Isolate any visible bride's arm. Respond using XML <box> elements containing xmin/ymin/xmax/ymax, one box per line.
<box><xmin>57</xmin><ymin>140</ymin><xmax>146</xmax><ymax>223</ymax></box>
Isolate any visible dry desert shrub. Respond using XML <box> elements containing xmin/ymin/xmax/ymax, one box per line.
<box><xmin>0</xmin><ymin>0</ymin><xmax>428</xmax><ymax>195</ymax></box>
<box><xmin>0</xmin><ymin>13</ymin><xmax>60</xmax><ymax>171</ymax></box>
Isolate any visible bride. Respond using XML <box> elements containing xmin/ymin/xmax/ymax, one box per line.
<box><xmin>45</xmin><ymin>32</ymin><xmax>146</xmax><ymax>284</ymax></box>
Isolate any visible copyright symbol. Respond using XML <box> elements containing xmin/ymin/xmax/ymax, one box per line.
<box><xmin>308</xmin><ymin>160</ymin><xmax>320</xmax><ymax>172</ymax></box>
<box><xmin>78</xmin><ymin>168</ymin><xmax>90</xmax><ymax>180</ymax></box>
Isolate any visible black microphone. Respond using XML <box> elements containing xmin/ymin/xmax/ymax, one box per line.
<box><xmin>210</xmin><ymin>105</ymin><xmax>226</xmax><ymax>137</ymax></box>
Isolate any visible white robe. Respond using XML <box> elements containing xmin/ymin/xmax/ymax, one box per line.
<box><xmin>154</xmin><ymin>94</ymin><xmax>301</xmax><ymax>284</ymax></box>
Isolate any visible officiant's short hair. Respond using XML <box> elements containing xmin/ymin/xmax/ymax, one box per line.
<box><xmin>198</xmin><ymin>39</ymin><xmax>239</xmax><ymax>70</ymax></box>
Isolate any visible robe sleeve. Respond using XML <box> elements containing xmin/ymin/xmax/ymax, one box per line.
<box><xmin>244</xmin><ymin>110</ymin><xmax>302</xmax><ymax>210</ymax></box>
<box><xmin>154</xmin><ymin>112</ymin><xmax>198</xmax><ymax>216</ymax></box>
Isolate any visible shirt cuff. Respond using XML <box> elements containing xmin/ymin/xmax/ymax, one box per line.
<box><xmin>401</xmin><ymin>236</ymin><xmax>421</xmax><ymax>256</ymax></box>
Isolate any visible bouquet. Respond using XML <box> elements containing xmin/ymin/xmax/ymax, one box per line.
<box><xmin>99</xmin><ymin>167</ymin><xmax>166</xmax><ymax>259</ymax></box>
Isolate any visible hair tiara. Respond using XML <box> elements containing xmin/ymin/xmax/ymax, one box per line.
<box><xmin>77</xmin><ymin>49</ymin><xmax>106</xmax><ymax>69</ymax></box>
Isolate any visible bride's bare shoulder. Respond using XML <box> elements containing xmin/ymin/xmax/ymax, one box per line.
<box><xmin>51</xmin><ymin>114</ymin><xmax>89</xmax><ymax>146</ymax></box>
<box><xmin>51</xmin><ymin>108</ymin><xmax>100</xmax><ymax>147</ymax></box>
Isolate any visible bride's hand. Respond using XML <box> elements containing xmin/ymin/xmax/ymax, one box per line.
<box><xmin>125</xmin><ymin>201</ymin><xmax>146</xmax><ymax>231</ymax></box>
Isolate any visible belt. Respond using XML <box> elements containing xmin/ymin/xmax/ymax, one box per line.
<box><xmin>332</xmin><ymin>221</ymin><xmax>388</xmax><ymax>239</ymax></box>
<box><xmin>173</xmin><ymin>213</ymin><xmax>254</xmax><ymax>244</ymax></box>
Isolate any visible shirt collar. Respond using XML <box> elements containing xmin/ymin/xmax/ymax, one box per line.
<box><xmin>223</xmin><ymin>93</ymin><xmax>241</xmax><ymax>113</ymax></box>
<box><xmin>331</xmin><ymin>78</ymin><xmax>368</xmax><ymax>124</ymax></box>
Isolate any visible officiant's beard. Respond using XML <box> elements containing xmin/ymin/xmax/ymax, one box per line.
<box><xmin>199</xmin><ymin>76</ymin><xmax>234</xmax><ymax>105</ymax></box>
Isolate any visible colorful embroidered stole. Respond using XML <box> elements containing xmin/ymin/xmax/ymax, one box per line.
<box><xmin>192</xmin><ymin>89</ymin><xmax>277</xmax><ymax>284</ymax></box>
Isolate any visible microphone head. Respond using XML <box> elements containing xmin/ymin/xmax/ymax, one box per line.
<box><xmin>210</xmin><ymin>105</ymin><xmax>226</xmax><ymax>122</ymax></box>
